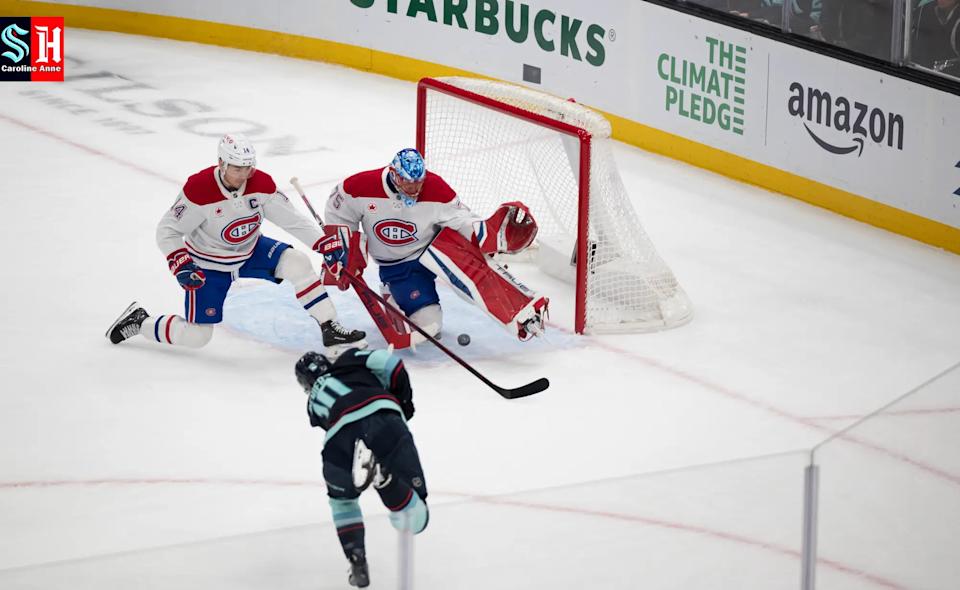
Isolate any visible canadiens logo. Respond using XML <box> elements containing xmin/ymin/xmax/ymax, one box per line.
<box><xmin>373</xmin><ymin>219</ymin><xmax>417</xmax><ymax>246</ymax></box>
<box><xmin>222</xmin><ymin>213</ymin><xmax>262</xmax><ymax>244</ymax></box>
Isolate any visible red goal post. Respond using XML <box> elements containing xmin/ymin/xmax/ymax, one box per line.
<box><xmin>416</xmin><ymin>77</ymin><xmax>692</xmax><ymax>334</ymax></box>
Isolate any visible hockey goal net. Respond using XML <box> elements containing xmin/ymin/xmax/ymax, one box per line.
<box><xmin>416</xmin><ymin>77</ymin><xmax>693</xmax><ymax>334</ymax></box>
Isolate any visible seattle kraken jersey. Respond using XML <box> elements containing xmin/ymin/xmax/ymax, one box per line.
<box><xmin>306</xmin><ymin>348</ymin><xmax>414</xmax><ymax>442</ymax></box>
<box><xmin>324</xmin><ymin>167</ymin><xmax>478</xmax><ymax>266</ymax></box>
<box><xmin>157</xmin><ymin>167</ymin><xmax>324</xmax><ymax>273</ymax></box>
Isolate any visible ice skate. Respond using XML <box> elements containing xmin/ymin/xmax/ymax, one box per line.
<box><xmin>372</xmin><ymin>462</ymin><xmax>392</xmax><ymax>490</ymax></box>
<box><xmin>352</xmin><ymin>439</ymin><xmax>377</xmax><ymax>492</ymax></box>
<box><xmin>347</xmin><ymin>550</ymin><xmax>370</xmax><ymax>588</ymax></box>
<box><xmin>321</xmin><ymin>319</ymin><xmax>367</xmax><ymax>354</ymax></box>
<box><xmin>105</xmin><ymin>301</ymin><xmax>148</xmax><ymax>344</ymax></box>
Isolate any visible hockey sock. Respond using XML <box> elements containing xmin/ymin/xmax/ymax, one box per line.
<box><xmin>276</xmin><ymin>249</ymin><xmax>337</xmax><ymax>324</ymax></box>
<box><xmin>330</xmin><ymin>497</ymin><xmax>365</xmax><ymax>559</ymax></box>
<box><xmin>383</xmin><ymin>488</ymin><xmax>429</xmax><ymax>534</ymax></box>
<box><xmin>377</xmin><ymin>477</ymin><xmax>428</xmax><ymax>533</ymax></box>
<box><xmin>294</xmin><ymin>276</ymin><xmax>336</xmax><ymax>324</ymax></box>
<box><xmin>139</xmin><ymin>315</ymin><xmax>213</xmax><ymax>348</ymax></box>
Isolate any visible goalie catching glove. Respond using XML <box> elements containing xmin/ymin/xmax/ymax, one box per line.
<box><xmin>473</xmin><ymin>201</ymin><xmax>538</xmax><ymax>256</ymax></box>
<box><xmin>315</xmin><ymin>225</ymin><xmax>368</xmax><ymax>291</ymax></box>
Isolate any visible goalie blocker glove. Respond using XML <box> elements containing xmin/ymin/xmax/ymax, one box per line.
<box><xmin>316</xmin><ymin>225</ymin><xmax>368</xmax><ymax>291</ymax></box>
<box><xmin>474</xmin><ymin>201</ymin><xmax>538</xmax><ymax>256</ymax></box>
<box><xmin>166</xmin><ymin>248</ymin><xmax>206</xmax><ymax>291</ymax></box>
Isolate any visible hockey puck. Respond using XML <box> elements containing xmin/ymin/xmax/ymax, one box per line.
<box><xmin>457</xmin><ymin>333</ymin><xmax>471</xmax><ymax>346</ymax></box>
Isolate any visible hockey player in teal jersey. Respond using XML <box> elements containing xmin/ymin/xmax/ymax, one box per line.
<box><xmin>295</xmin><ymin>347</ymin><xmax>428</xmax><ymax>588</ymax></box>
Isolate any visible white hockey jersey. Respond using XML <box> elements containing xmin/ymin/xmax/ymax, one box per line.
<box><xmin>325</xmin><ymin>167</ymin><xmax>478</xmax><ymax>266</ymax></box>
<box><xmin>157</xmin><ymin>166</ymin><xmax>323</xmax><ymax>273</ymax></box>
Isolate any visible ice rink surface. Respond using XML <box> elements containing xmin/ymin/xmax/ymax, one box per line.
<box><xmin>1</xmin><ymin>30</ymin><xmax>959</xmax><ymax>589</ymax></box>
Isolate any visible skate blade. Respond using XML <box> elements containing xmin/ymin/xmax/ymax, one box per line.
<box><xmin>325</xmin><ymin>339</ymin><xmax>368</xmax><ymax>358</ymax></box>
<box><xmin>352</xmin><ymin>441</ymin><xmax>375</xmax><ymax>491</ymax></box>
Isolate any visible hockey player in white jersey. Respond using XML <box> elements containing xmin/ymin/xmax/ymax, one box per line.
<box><xmin>322</xmin><ymin>148</ymin><xmax>547</xmax><ymax>342</ymax></box>
<box><xmin>106</xmin><ymin>134</ymin><xmax>366</xmax><ymax>352</ymax></box>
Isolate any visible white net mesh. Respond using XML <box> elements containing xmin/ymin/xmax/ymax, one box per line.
<box><xmin>419</xmin><ymin>77</ymin><xmax>692</xmax><ymax>333</ymax></box>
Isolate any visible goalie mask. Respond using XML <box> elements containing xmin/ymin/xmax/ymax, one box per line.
<box><xmin>389</xmin><ymin>148</ymin><xmax>426</xmax><ymax>205</ymax></box>
<box><xmin>295</xmin><ymin>351</ymin><xmax>333</xmax><ymax>393</ymax></box>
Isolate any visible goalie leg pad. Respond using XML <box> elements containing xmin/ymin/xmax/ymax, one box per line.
<box><xmin>409</xmin><ymin>303</ymin><xmax>442</xmax><ymax>338</ymax></box>
<box><xmin>421</xmin><ymin>227</ymin><xmax>547</xmax><ymax>339</ymax></box>
<box><xmin>380</xmin><ymin>283</ymin><xmax>411</xmax><ymax>335</ymax></box>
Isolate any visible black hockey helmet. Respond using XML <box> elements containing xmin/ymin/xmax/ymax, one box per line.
<box><xmin>295</xmin><ymin>351</ymin><xmax>332</xmax><ymax>392</ymax></box>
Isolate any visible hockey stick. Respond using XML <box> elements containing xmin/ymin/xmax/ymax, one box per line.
<box><xmin>343</xmin><ymin>272</ymin><xmax>549</xmax><ymax>399</ymax></box>
<box><xmin>290</xmin><ymin>178</ymin><xmax>408</xmax><ymax>349</ymax></box>
<box><xmin>290</xmin><ymin>177</ymin><xmax>549</xmax><ymax>400</ymax></box>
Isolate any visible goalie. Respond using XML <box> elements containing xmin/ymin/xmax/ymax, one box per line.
<box><xmin>321</xmin><ymin>148</ymin><xmax>548</xmax><ymax>343</ymax></box>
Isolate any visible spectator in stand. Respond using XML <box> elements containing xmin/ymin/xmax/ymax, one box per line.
<box><xmin>817</xmin><ymin>0</ymin><xmax>894</xmax><ymax>60</ymax></box>
<box><xmin>687</xmin><ymin>0</ymin><xmax>784</xmax><ymax>26</ymax></box>
<box><xmin>726</xmin><ymin>0</ymin><xmax>786</xmax><ymax>26</ymax></box>
<box><xmin>912</xmin><ymin>0</ymin><xmax>960</xmax><ymax>76</ymax></box>
<box><xmin>790</xmin><ymin>0</ymin><xmax>824</xmax><ymax>38</ymax></box>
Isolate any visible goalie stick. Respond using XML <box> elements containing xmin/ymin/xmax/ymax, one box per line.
<box><xmin>290</xmin><ymin>180</ymin><xmax>412</xmax><ymax>349</ymax></box>
<box><xmin>290</xmin><ymin>177</ymin><xmax>549</xmax><ymax>400</ymax></box>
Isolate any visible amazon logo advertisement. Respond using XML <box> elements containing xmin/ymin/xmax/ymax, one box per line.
<box><xmin>787</xmin><ymin>82</ymin><xmax>904</xmax><ymax>157</ymax></box>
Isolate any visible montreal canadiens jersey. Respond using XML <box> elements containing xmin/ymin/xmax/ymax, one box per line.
<box><xmin>325</xmin><ymin>167</ymin><xmax>478</xmax><ymax>266</ymax></box>
<box><xmin>157</xmin><ymin>166</ymin><xmax>323</xmax><ymax>273</ymax></box>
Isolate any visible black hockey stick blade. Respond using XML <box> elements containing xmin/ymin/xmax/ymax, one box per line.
<box><xmin>497</xmin><ymin>377</ymin><xmax>550</xmax><ymax>399</ymax></box>
<box><xmin>344</xmin><ymin>274</ymin><xmax>549</xmax><ymax>400</ymax></box>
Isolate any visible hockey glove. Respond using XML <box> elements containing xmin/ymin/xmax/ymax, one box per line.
<box><xmin>167</xmin><ymin>249</ymin><xmax>206</xmax><ymax>291</ymax></box>
<box><xmin>473</xmin><ymin>201</ymin><xmax>538</xmax><ymax>256</ymax></box>
<box><xmin>316</xmin><ymin>225</ymin><xmax>367</xmax><ymax>291</ymax></box>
